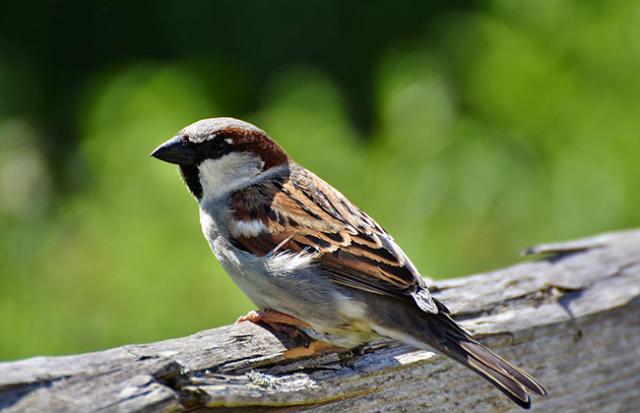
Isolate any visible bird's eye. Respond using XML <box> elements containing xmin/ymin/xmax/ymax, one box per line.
<box><xmin>200</xmin><ymin>137</ymin><xmax>230</xmax><ymax>159</ymax></box>
<box><xmin>213</xmin><ymin>139</ymin><xmax>227</xmax><ymax>150</ymax></box>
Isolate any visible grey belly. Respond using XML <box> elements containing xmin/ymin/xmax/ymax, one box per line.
<box><xmin>209</xmin><ymin>236</ymin><xmax>378</xmax><ymax>347</ymax></box>
<box><xmin>211</xmin><ymin>237</ymin><xmax>337</xmax><ymax>322</ymax></box>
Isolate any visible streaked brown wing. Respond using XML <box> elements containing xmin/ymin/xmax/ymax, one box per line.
<box><xmin>229</xmin><ymin>165</ymin><xmax>434</xmax><ymax>308</ymax></box>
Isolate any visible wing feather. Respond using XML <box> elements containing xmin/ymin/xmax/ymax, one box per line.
<box><xmin>228</xmin><ymin>165</ymin><xmax>436</xmax><ymax>312</ymax></box>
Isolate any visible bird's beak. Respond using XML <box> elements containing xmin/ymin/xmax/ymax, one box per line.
<box><xmin>150</xmin><ymin>136</ymin><xmax>198</xmax><ymax>165</ymax></box>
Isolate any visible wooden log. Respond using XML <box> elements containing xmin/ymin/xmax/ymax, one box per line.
<box><xmin>1</xmin><ymin>229</ymin><xmax>639</xmax><ymax>412</ymax></box>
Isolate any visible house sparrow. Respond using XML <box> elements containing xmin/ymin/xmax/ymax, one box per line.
<box><xmin>151</xmin><ymin>117</ymin><xmax>547</xmax><ymax>409</ymax></box>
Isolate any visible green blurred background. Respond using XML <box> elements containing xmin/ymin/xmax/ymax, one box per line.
<box><xmin>1</xmin><ymin>0</ymin><xmax>639</xmax><ymax>360</ymax></box>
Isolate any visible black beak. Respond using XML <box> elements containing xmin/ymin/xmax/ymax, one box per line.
<box><xmin>150</xmin><ymin>136</ymin><xmax>198</xmax><ymax>165</ymax></box>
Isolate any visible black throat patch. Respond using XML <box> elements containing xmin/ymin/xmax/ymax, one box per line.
<box><xmin>178</xmin><ymin>164</ymin><xmax>202</xmax><ymax>200</ymax></box>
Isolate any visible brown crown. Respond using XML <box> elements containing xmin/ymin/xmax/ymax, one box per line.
<box><xmin>181</xmin><ymin>117</ymin><xmax>289</xmax><ymax>170</ymax></box>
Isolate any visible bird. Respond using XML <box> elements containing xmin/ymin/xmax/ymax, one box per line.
<box><xmin>151</xmin><ymin>117</ymin><xmax>547</xmax><ymax>409</ymax></box>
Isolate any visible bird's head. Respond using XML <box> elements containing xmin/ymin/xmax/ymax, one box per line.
<box><xmin>151</xmin><ymin>117</ymin><xmax>289</xmax><ymax>201</ymax></box>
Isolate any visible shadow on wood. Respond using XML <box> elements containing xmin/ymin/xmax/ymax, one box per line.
<box><xmin>1</xmin><ymin>230</ymin><xmax>639</xmax><ymax>412</ymax></box>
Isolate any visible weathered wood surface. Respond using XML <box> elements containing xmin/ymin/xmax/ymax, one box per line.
<box><xmin>1</xmin><ymin>229</ymin><xmax>639</xmax><ymax>412</ymax></box>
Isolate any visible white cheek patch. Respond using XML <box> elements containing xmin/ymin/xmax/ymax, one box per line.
<box><xmin>230</xmin><ymin>219</ymin><xmax>268</xmax><ymax>237</ymax></box>
<box><xmin>198</xmin><ymin>153</ymin><xmax>261</xmax><ymax>200</ymax></box>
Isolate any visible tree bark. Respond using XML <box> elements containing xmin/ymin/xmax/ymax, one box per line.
<box><xmin>1</xmin><ymin>229</ymin><xmax>639</xmax><ymax>412</ymax></box>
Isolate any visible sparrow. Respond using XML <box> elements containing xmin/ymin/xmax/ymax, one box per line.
<box><xmin>151</xmin><ymin>117</ymin><xmax>547</xmax><ymax>409</ymax></box>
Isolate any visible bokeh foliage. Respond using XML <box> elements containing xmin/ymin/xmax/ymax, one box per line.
<box><xmin>1</xmin><ymin>0</ymin><xmax>639</xmax><ymax>359</ymax></box>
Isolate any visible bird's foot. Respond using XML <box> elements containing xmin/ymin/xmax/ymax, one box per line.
<box><xmin>236</xmin><ymin>309</ymin><xmax>309</xmax><ymax>328</ymax></box>
<box><xmin>283</xmin><ymin>340</ymin><xmax>347</xmax><ymax>359</ymax></box>
<box><xmin>236</xmin><ymin>309</ymin><xmax>310</xmax><ymax>339</ymax></box>
<box><xmin>236</xmin><ymin>310</ymin><xmax>345</xmax><ymax>358</ymax></box>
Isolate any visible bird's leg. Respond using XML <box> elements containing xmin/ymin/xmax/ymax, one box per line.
<box><xmin>236</xmin><ymin>309</ymin><xmax>310</xmax><ymax>328</ymax></box>
<box><xmin>236</xmin><ymin>309</ymin><xmax>310</xmax><ymax>339</ymax></box>
<box><xmin>236</xmin><ymin>310</ymin><xmax>310</xmax><ymax>333</ymax></box>
<box><xmin>282</xmin><ymin>340</ymin><xmax>347</xmax><ymax>359</ymax></box>
<box><xmin>236</xmin><ymin>309</ymin><xmax>346</xmax><ymax>358</ymax></box>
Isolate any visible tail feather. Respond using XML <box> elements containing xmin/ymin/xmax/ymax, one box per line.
<box><xmin>425</xmin><ymin>312</ymin><xmax>547</xmax><ymax>409</ymax></box>
<box><xmin>378</xmin><ymin>300</ymin><xmax>548</xmax><ymax>409</ymax></box>
<box><xmin>460</xmin><ymin>340</ymin><xmax>548</xmax><ymax>398</ymax></box>
<box><xmin>455</xmin><ymin>340</ymin><xmax>544</xmax><ymax>409</ymax></box>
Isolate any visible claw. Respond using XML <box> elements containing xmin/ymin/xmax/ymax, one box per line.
<box><xmin>235</xmin><ymin>309</ymin><xmax>310</xmax><ymax>329</ymax></box>
<box><xmin>235</xmin><ymin>310</ymin><xmax>262</xmax><ymax>324</ymax></box>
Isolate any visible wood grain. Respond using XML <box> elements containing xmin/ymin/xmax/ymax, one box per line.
<box><xmin>1</xmin><ymin>229</ymin><xmax>639</xmax><ymax>412</ymax></box>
